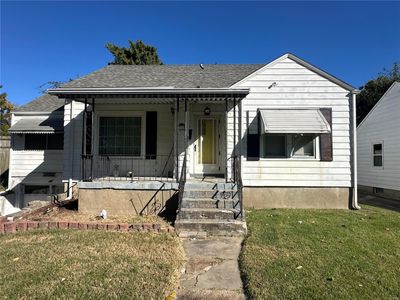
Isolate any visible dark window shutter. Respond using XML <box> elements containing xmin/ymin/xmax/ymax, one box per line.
<box><xmin>247</xmin><ymin>113</ymin><xmax>260</xmax><ymax>161</ymax></box>
<box><xmin>319</xmin><ymin>108</ymin><xmax>333</xmax><ymax>161</ymax></box>
<box><xmin>146</xmin><ymin>111</ymin><xmax>157</xmax><ymax>159</ymax></box>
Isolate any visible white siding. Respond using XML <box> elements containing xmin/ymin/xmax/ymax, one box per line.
<box><xmin>63</xmin><ymin>99</ymin><xmax>84</xmax><ymax>181</ymax></box>
<box><xmin>234</xmin><ymin>57</ymin><xmax>352</xmax><ymax>187</ymax></box>
<box><xmin>357</xmin><ymin>82</ymin><xmax>400</xmax><ymax>191</ymax></box>
<box><xmin>8</xmin><ymin>113</ymin><xmax>64</xmax><ymax>189</ymax></box>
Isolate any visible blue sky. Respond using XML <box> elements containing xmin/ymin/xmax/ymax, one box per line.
<box><xmin>1</xmin><ymin>1</ymin><xmax>399</xmax><ymax>106</ymax></box>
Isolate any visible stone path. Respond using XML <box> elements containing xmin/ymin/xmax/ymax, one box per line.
<box><xmin>177</xmin><ymin>237</ymin><xmax>246</xmax><ymax>300</ymax></box>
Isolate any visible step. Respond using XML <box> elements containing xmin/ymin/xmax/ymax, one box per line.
<box><xmin>175</xmin><ymin>219</ymin><xmax>247</xmax><ymax>237</ymax></box>
<box><xmin>179</xmin><ymin>207</ymin><xmax>240</xmax><ymax>220</ymax></box>
<box><xmin>181</xmin><ymin>198</ymin><xmax>239</xmax><ymax>209</ymax></box>
<box><xmin>183</xmin><ymin>189</ymin><xmax>238</xmax><ymax>199</ymax></box>
<box><xmin>184</xmin><ymin>182</ymin><xmax>237</xmax><ymax>190</ymax></box>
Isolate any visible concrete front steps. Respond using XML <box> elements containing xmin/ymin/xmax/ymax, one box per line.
<box><xmin>175</xmin><ymin>180</ymin><xmax>246</xmax><ymax>237</ymax></box>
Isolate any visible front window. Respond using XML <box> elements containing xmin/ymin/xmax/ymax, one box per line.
<box><xmin>262</xmin><ymin>134</ymin><xmax>316</xmax><ymax>159</ymax></box>
<box><xmin>24</xmin><ymin>133</ymin><xmax>63</xmax><ymax>150</ymax></box>
<box><xmin>99</xmin><ymin>117</ymin><xmax>142</xmax><ymax>156</ymax></box>
<box><xmin>291</xmin><ymin>135</ymin><xmax>315</xmax><ymax>157</ymax></box>
<box><xmin>262</xmin><ymin>134</ymin><xmax>287</xmax><ymax>158</ymax></box>
<box><xmin>373</xmin><ymin>143</ymin><xmax>383</xmax><ymax>167</ymax></box>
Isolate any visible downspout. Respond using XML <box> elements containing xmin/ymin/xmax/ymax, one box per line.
<box><xmin>351</xmin><ymin>91</ymin><xmax>360</xmax><ymax>209</ymax></box>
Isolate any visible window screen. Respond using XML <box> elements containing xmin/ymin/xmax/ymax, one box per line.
<box><xmin>99</xmin><ymin>117</ymin><xmax>142</xmax><ymax>156</ymax></box>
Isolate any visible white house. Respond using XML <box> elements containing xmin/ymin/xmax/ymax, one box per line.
<box><xmin>7</xmin><ymin>53</ymin><xmax>359</xmax><ymax>233</ymax></box>
<box><xmin>8</xmin><ymin>94</ymin><xmax>64</xmax><ymax>208</ymax></box>
<box><xmin>357</xmin><ymin>81</ymin><xmax>400</xmax><ymax>201</ymax></box>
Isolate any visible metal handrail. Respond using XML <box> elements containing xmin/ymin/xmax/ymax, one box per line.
<box><xmin>234</xmin><ymin>155</ymin><xmax>244</xmax><ymax>220</ymax></box>
<box><xmin>81</xmin><ymin>154</ymin><xmax>175</xmax><ymax>182</ymax></box>
<box><xmin>177</xmin><ymin>155</ymin><xmax>187</xmax><ymax>219</ymax></box>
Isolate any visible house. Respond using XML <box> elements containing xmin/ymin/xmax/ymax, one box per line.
<box><xmin>7</xmin><ymin>53</ymin><xmax>359</xmax><ymax>232</ymax></box>
<box><xmin>7</xmin><ymin>94</ymin><xmax>64</xmax><ymax>208</ymax></box>
<box><xmin>357</xmin><ymin>81</ymin><xmax>400</xmax><ymax>201</ymax></box>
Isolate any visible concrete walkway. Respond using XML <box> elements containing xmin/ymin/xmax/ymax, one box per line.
<box><xmin>177</xmin><ymin>237</ymin><xmax>246</xmax><ymax>300</ymax></box>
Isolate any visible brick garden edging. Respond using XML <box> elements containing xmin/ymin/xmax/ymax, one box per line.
<box><xmin>0</xmin><ymin>220</ymin><xmax>174</xmax><ymax>235</ymax></box>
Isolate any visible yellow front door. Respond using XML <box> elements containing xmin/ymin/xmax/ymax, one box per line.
<box><xmin>196</xmin><ymin>118</ymin><xmax>219</xmax><ymax>173</ymax></box>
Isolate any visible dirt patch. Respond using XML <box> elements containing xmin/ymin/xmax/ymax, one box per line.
<box><xmin>13</xmin><ymin>200</ymin><xmax>170</xmax><ymax>227</ymax></box>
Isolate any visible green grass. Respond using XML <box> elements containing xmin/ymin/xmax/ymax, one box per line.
<box><xmin>240</xmin><ymin>205</ymin><xmax>400</xmax><ymax>299</ymax></box>
<box><xmin>0</xmin><ymin>230</ymin><xmax>184</xmax><ymax>299</ymax></box>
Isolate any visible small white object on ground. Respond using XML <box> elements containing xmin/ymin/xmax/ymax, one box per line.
<box><xmin>100</xmin><ymin>209</ymin><xmax>107</xmax><ymax>219</ymax></box>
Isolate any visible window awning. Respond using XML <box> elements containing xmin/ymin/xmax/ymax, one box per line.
<box><xmin>259</xmin><ymin>109</ymin><xmax>331</xmax><ymax>134</ymax></box>
<box><xmin>9</xmin><ymin>117</ymin><xmax>64</xmax><ymax>134</ymax></box>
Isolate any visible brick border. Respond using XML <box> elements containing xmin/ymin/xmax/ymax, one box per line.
<box><xmin>0</xmin><ymin>221</ymin><xmax>174</xmax><ymax>235</ymax></box>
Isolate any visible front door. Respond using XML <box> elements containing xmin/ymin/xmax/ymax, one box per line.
<box><xmin>194</xmin><ymin>117</ymin><xmax>220</xmax><ymax>174</ymax></box>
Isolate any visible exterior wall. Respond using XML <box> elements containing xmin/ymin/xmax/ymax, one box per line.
<box><xmin>63</xmin><ymin>99</ymin><xmax>84</xmax><ymax>181</ymax></box>
<box><xmin>243</xmin><ymin>187</ymin><xmax>350</xmax><ymax>209</ymax></box>
<box><xmin>8</xmin><ymin>113</ymin><xmax>64</xmax><ymax>207</ymax></box>
<box><xmin>78</xmin><ymin>188</ymin><xmax>177</xmax><ymax>216</ymax></box>
<box><xmin>357</xmin><ymin>83</ymin><xmax>400</xmax><ymax>193</ymax></box>
<box><xmin>234</xmin><ymin>57</ymin><xmax>352</xmax><ymax>187</ymax></box>
<box><xmin>358</xmin><ymin>185</ymin><xmax>400</xmax><ymax>201</ymax></box>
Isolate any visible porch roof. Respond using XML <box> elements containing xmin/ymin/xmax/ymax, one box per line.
<box><xmin>47</xmin><ymin>87</ymin><xmax>250</xmax><ymax>101</ymax></box>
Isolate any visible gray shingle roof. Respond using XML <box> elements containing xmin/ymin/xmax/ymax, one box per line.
<box><xmin>61</xmin><ymin>64</ymin><xmax>265</xmax><ymax>89</ymax></box>
<box><xmin>14</xmin><ymin>94</ymin><xmax>64</xmax><ymax>112</ymax></box>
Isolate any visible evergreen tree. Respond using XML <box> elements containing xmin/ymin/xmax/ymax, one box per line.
<box><xmin>106</xmin><ymin>40</ymin><xmax>163</xmax><ymax>65</ymax></box>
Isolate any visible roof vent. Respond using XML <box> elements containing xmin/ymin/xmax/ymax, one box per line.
<box><xmin>199</xmin><ymin>64</ymin><xmax>204</xmax><ymax>69</ymax></box>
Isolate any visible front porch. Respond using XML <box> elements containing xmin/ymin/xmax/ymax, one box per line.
<box><xmin>57</xmin><ymin>89</ymin><xmax>247</xmax><ymax>227</ymax></box>
<box><xmin>79</xmin><ymin>95</ymin><xmax>244</xmax><ymax>185</ymax></box>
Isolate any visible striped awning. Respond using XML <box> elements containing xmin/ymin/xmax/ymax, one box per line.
<box><xmin>9</xmin><ymin>117</ymin><xmax>63</xmax><ymax>134</ymax></box>
<box><xmin>259</xmin><ymin>109</ymin><xmax>331</xmax><ymax>134</ymax></box>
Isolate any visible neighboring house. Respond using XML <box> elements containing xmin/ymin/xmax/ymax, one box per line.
<box><xmin>357</xmin><ymin>81</ymin><xmax>400</xmax><ymax>201</ymax></box>
<box><xmin>7</xmin><ymin>53</ymin><xmax>359</xmax><ymax>230</ymax></box>
<box><xmin>8</xmin><ymin>94</ymin><xmax>64</xmax><ymax>207</ymax></box>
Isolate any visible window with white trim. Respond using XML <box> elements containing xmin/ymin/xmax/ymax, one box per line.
<box><xmin>261</xmin><ymin>133</ymin><xmax>316</xmax><ymax>159</ymax></box>
<box><xmin>373</xmin><ymin>143</ymin><xmax>383</xmax><ymax>167</ymax></box>
<box><xmin>99</xmin><ymin>117</ymin><xmax>142</xmax><ymax>156</ymax></box>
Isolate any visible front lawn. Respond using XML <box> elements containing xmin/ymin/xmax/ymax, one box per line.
<box><xmin>240</xmin><ymin>205</ymin><xmax>400</xmax><ymax>299</ymax></box>
<box><xmin>0</xmin><ymin>230</ymin><xmax>184</xmax><ymax>299</ymax></box>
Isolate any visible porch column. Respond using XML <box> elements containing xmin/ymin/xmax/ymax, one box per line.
<box><xmin>233</xmin><ymin>97</ymin><xmax>237</xmax><ymax>181</ymax></box>
<box><xmin>174</xmin><ymin>98</ymin><xmax>179</xmax><ymax>182</ymax></box>
<box><xmin>225</xmin><ymin>98</ymin><xmax>228</xmax><ymax>182</ymax></box>
<box><xmin>184</xmin><ymin>98</ymin><xmax>189</xmax><ymax>178</ymax></box>
<box><xmin>81</xmin><ymin>98</ymin><xmax>88</xmax><ymax>180</ymax></box>
<box><xmin>90</xmin><ymin>98</ymin><xmax>95</xmax><ymax>180</ymax></box>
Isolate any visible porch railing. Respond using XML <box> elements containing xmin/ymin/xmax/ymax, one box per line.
<box><xmin>82</xmin><ymin>154</ymin><xmax>174</xmax><ymax>182</ymax></box>
<box><xmin>233</xmin><ymin>155</ymin><xmax>244</xmax><ymax>221</ymax></box>
<box><xmin>176</xmin><ymin>154</ymin><xmax>187</xmax><ymax>219</ymax></box>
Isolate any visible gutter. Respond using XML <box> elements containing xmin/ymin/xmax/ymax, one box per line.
<box><xmin>351</xmin><ymin>91</ymin><xmax>361</xmax><ymax>209</ymax></box>
<box><xmin>47</xmin><ymin>87</ymin><xmax>250</xmax><ymax>96</ymax></box>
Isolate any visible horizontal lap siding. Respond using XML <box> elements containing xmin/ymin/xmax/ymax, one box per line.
<box><xmin>357</xmin><ymin>84</ymin><xmax>400</xmax><ymax>190</ymax></box>
<box><xmin>235</xmin><ymin>57</ymin><xmax>352</xmax><ymax>187</ymax></box>
<box><xmin>9</xmin><ymin>114</ymin><xmax>64</xmax><ymax>188</ymax></box>
<box><xmin>63</xmin><ymin>100</ymin><xmax>84</xmax><ymax>181</ymax></box>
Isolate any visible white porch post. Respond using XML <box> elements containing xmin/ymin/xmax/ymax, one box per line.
<box><xmin>174</xmin><ymin>98</ymin><xmax>179</xmax><ymax>182</ymax></box>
